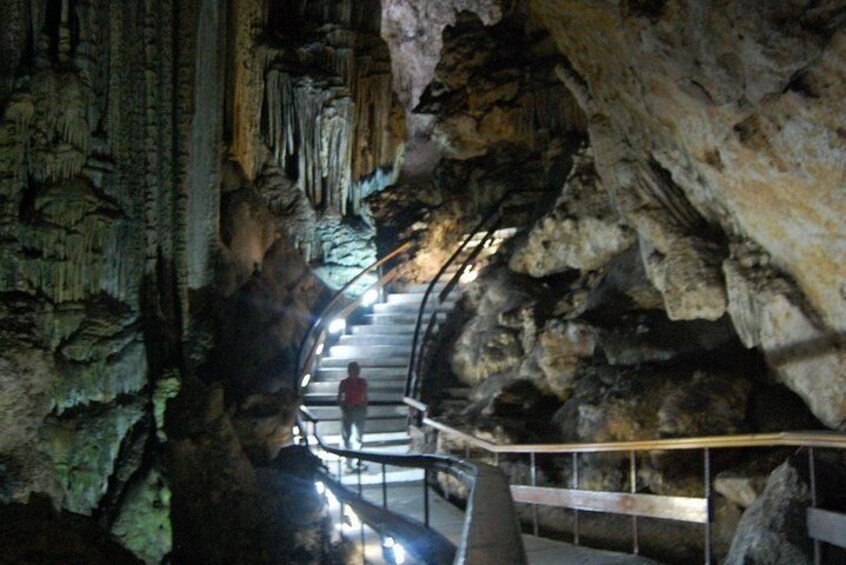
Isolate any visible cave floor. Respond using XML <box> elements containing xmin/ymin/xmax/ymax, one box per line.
<box><xmin>329</xmin><ymin>480</ymin><xmax>663</xmax><ymax>564</ymax></box>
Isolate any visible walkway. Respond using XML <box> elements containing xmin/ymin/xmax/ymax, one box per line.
<box><xmin>323</xmin><ymin>475</ymin><xmax>663</xmax><ymax>565</ymax></box>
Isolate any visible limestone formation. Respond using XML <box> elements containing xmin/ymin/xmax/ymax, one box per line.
<box><xmin>530</xmin><ymin>0</ymin><xmax>846</xmax><ymax>374</ymax></box>
<box><xmin>381</xmin><ymin>0</ymin><xmax>505</xmax><ymax>112</ymax></box>
<box><xmin>110</xmin><ymin>468</ymin><xmax>172</xmax><ymax>564</ymax></box>
<box><xmin>417</xmin><ymin>9</ymin><xmax>584</xmax><ymax>158</ymax></box>
<box><xmin>724</xmin><ymin>455</ymin><xmax>821</xmax><ymax>565</ymax></box>
<box><xmin>725</xmin><ymin>242</ymin><xmax>846</xmax><ymax>430</ymax></box>
<box><xmin>39</xmin><ymin>399</ymin><xmax>147</xmax><ymax>514</ymax></box>
<box><xmin>510</xmin><ymin>148</ymin><xmax>635</xmax><ymax>276</ymax></box>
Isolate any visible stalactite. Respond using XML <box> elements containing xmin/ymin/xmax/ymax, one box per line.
<box><xmin>260</xmin><ymin>1</ymin><xmax>403</xmax><ymax>218</ymax></box>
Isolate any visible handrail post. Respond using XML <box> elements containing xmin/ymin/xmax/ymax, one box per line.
<box><xmin>424</xmin><ymin>469</ymin><xmax>430</xmax><ymax>528</ymax></box>
<box><xmin>360</xmin><ymin>516</ymin><xmax>365</xmax><ymax>564</ymax></box>
<box><xmin>531</xmin><ymin>452</ymin><xmax>539</xmax><ymax>536</ymax></box>
<box><xmin>573</xmin><ymin>453</ymin><xmax>580</xmax><ymax>545</ymax></box>
<box><xmin>382</xmin><ymin>463</ymin><xmax>388</xmax><ymax>509</ymax></box>
<box><xmin>630</xmin><ymin>450</ymin><xmax>639</xmax><ymax>555</ymax></box>
<box><xmin>809</xmin><ymin>447</ymin><xmax>820</xmax><ymax>565</ymax></box>
<box><xmin>704</xmin><ymin>447</ymin><xmax>712</xmax><ymax>565</ymax></box>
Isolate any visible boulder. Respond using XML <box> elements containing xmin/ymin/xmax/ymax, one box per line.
<box><xmin>725</xmin><ymin>456</ymin><xmax>814</xmax><ymax>564</ymax></box>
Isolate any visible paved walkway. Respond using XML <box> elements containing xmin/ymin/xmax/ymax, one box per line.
<box><xmin>325</xmin><ymin>480</ymin><xmax>663</xmax><ymax>565</ymax></box>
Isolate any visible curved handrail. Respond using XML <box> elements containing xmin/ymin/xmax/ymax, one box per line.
<box><xmin>298</xmin><ymin>407</ymin><xmax>527</xmax><ymax>565</ymax></box>
<box><xmin>297</xmin><ymin>241</ymin><xmax>413</xmax><ymax>391</ymax></box>
<box><xmin>405</xmin><ymin>189</ymin><xmax>549</xmax><ymax>400</ymax></box>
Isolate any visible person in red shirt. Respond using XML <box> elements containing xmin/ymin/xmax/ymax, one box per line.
<box><xmin>337</xmin><ymin>361</ymin><xmax>368</xmax><ymax>470</ymax></box>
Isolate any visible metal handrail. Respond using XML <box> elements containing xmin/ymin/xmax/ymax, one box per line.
<box><xmin>297</xmin><ymin>407</ymin><xmax>527</xmax><ymax>565</ymax></box>
<box><xmin>418</xmin><ymin>410</ymin><xmax>846</xmax><ymax>452</ymax></box>
<box><xmin>405</xmin><ymin>398</ymin><xmax>846</xmax><ymax>564</ymax></box>
<box><xmin>296</xmin><ymin>241</ymin><xmax>413</xmax><ymax>392</ymax></box>
<box><xmin>405</xmin><ymin>189</ymin><xmax>549</xmax><ymax>399</ymax></box>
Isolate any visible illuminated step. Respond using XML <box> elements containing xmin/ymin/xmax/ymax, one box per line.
<box><xmin>314</xmin><ymin>367</ymin><xmax>408</xmax><ymax>381</ymax></box>
<box><xmin>320</xmin><ymin>356</ymin><xmax>408</xmax><ymax>368</ymax></box>
<box><xmin>339</xmin><ymin>334</ymin><xmax>415</xmax><ymax>346</ymax></box>
<box><xmin>327</xmin><ymin>344</ymin><xmax>414</xmax><ymax>359</ymax></box>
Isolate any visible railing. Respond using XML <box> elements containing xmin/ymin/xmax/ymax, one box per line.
<box><xmin>405</xmin><ymin>398</ymin><xmax>846</xmax><ymax>564</ymax></box>
<box><xmin>297</xmin><ymin>407</ymin><xmax>528</xmax><ymax>565</ymax></box>
<box><xmin>405</xmin><ymin>189</ymin><xmax>549</xmax><ymax>401</ymax></box>
<box><xmin>296</xmin><ymin>241</ymin><xmax>413</xmax><ymax>392</ymax></box>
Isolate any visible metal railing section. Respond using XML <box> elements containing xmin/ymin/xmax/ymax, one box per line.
<box><xmin>298</xmin><ymin>407</ymin><xmax>528</xmax><ymax>565</ymax></box>
<box><xmin>405</xmin><ymin>189</ymin><xmax>549</xmax><ymax>401</ymax></box>
<box><xmin>406</xmin><ymin>397</ymin><xmax>846</xmax><ymax>564</ymax></box>
<box><xmin>296</xmin><ymin>241</ymin><xmax>413</xmax><ymax>393</ymax></box>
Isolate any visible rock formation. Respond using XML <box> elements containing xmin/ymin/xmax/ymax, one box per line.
<box><xmin>0</xmin><ymin>0</ymin><xmax>845</xmax><ymax>562</ymax></box>
<box><xmin>0</xmin><ymin>0</ymin><xmax>402</xmax><ymax>561</ymax></box>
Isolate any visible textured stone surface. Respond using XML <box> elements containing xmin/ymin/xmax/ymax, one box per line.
<box><xmin>232</xmin><ymin>390</ymin><xmax>301</xmax><ymax>465</ymax></box>
<box><xmin>725</xmin><ymin>456</ymin><xmax>814</xmax><ymax>565</ymax></box>
<box><xmin>39</xmin><ymin>399</ymin><xmax>147</xmax><ymax>514</ymax></box>
<box><xmin>554</xmin><ymin>368</ymin><xmax>751</xmax><ymax>445</ymax></box>
<box><xmin>381</xmin><ymin>0</ymin><xmax>505</xmax><ymax>112</ymax></box>
<box><xmin>529</xmin><ymin>0</ymin><xmax>846</xmax><ymax>333</ymax></box>
<box><xmin>725</xmin><ymin>242</ymin><xmax>846</xmax><ymax>429</ymax></box>
<box><xmin>715</xmin><ymin>472</ymin><xmax>765</xmax><ymax>509</ymax></box>
<box><xmin>510</xmin><ymin>148</ymin><xmax>635</xmax><ymax>276</ymax></box>
<box><xmin>451</xmin><ymin>267</ymin><xmax>537</xmax><ymax>386</ymax></box>
<box><xmin>165</xmin><ymin>382</ymin><xmax>265</xmax><ymax>564</ymax></box>
<box><xmin>110</xmin><ymin>468</ymin><xmax>172</xmax><ymax>564</ymax></box>
<box><xmin>417</xmin><ymin>9</ymin><xmax>584</xmax><ymax>158</ymax></box>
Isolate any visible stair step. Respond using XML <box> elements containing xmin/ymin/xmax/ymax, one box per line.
<box><xmin>305</xmin><ymin>391</ymin><xmax>406</xmax><ymax>403</ymax></box>
<box><xmin>339</xmin><ymin>334</ymin><xmax>415</xmax><ymax>346</ymax></box>
<box><xmin>313</xmin><ymin>418</ymin><xmax>407</xmax><ymax>436</ymax></box>
<box><xmin>386</xmin><ymin>293</ymin><xmax>441</xmax><ymax>304</ymax></box>
<box><xmin>352</xmin><ymin>324</ymin><xmax>418</xmax><ymax>335</ymax></box>
<box><xmin>364</xmin><ymin>313</ymin><xmax>446</xmax><ymax>325</ymax></box>
<box><xmin>336</xmin><ymin>467</ymin><xmax>424</xmax><ymax>485</ymax></box>
<box><xmin>372</xmin><ymin>302</ymin><xmax>455</xmax><ymax>314</ymax></box>
<box><xmin>306</xmin><ymin>381</ymin><xmax>404</xmax><ymax>394</ymax></box>
<box><xmin>315</xmin><ymin>367</ymin><xmax>407</xmax><ymax>381</ymax></box>
<box><xmin>327</xmin><ymin>344</ymin><xmax>414</xmax><ymax>359</ymax></box>
<box><xmin>306</xmin><ymin>404</ymin><xmax>407</xmax><ymax>420</ymax></box>
<box><xmin>319</xmin><ymin>356</ymin><xmax>408</xmax><ymax>368</ymax></box>
<box><xmin>319</xmin><ymin>430</ymin><xmax>409</xmax><ymax>445</ymax></box>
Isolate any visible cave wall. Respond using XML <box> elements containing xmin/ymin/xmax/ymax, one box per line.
<box><xmin>387</xmin><ymin>0</ymin><xmax>845</xmax><ymax>430</ymax></box>
<box><xmin>0</xmin><ymin>0</ymin><xmax>407</xmax><ymax>559</ymax></box>
<box><xmin>0</xmin><ymin>0</ymin><xmax>222</xmax><ymax>558</ymax></box>
<box><xmin>525</xmin><ymin>0</ymin><xmax>846</xmax><ymax>428</ymax></box>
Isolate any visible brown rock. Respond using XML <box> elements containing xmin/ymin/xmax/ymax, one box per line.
<box><xmin>510</xmin><ymin>148</ymin><xmax>636</xmax><ymax>276</ymax></box>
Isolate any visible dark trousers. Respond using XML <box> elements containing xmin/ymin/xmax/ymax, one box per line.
<box><xmin>341</xmin><ymin>405</ymin><xmax>367</xmax><ymax>451</ymax></box>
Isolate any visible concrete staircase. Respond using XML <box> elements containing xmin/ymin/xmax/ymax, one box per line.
<box><xmin>302</xmin><ymin>229</ymin><xmax>517</xmax><ymax>483</ymax></box>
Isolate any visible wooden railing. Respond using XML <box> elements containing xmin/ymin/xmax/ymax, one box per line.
<box><xmin>406</xmin><ymin>397</ymin><xmax>846</xmax><ymax>564</ymax></box>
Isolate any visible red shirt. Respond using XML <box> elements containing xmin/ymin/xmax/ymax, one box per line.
<box><xmin>339</xmin><ymin>376</ymin><xmax>367</xmax><ymax>406</ymax></box>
